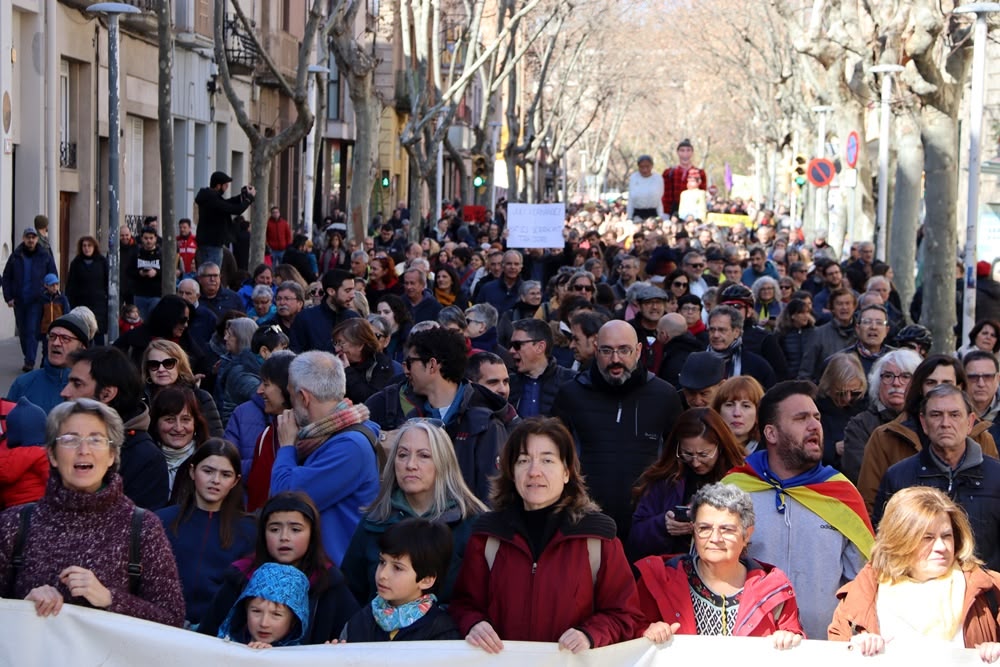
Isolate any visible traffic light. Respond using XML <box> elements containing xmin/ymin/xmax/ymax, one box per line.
<box><xmin>380</xmin><ymin>170</ymin><xmax>390</xmax><ymax>189</ymax></box>
<box><xmin>794</xmin><ymin>155</ymin><xmax>807</xmax><ymax>186</ymax></box>
<box><xmin>472</xmin><ymin>154</ymin><xmax>487</xmax><ymax>188</ymax></box>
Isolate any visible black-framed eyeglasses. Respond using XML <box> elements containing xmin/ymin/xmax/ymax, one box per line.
<box><xmin>572</xmin><ymin>284</ymin><xmax>595</xmax><ymax>293</ymax></box>
<box><xmin>510</xmin><ymin>339</ymin><xmax>541</xmax><ymax>351</ymax></box>
<box><xmin>403</xmin><ymin>356</ymin><xmax>427</xmax><ymax>370</ymax></box>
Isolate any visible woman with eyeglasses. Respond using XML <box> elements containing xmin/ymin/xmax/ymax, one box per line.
<box><xmin>374</xmin><ymin>295</ymin><xmax>413</xmax><ymax>363</ymax></box>
<box><xmin>450</xmin><ymin>417</ymin><xmax>642</xmax><ymax>654</ymax></box>
<box><xmin>142</xmin><ymin>339</ymin><xmax>224</xmax><ymax>438</ymax></box>
<box><xmin>751</xmin><ymin>277</ymin><xmax>782</xmax><ymax>330</ymax></box>
<box><xmin>636</xmin><ymin>483</ymin><xmax>803</xmax><ymax>647</ymax></box>
<box><xmin>150</xmin><ymin>386</ymin><xmax>212</xmax><ymax>498</ymax></box>
<box><xmin>0</xmin><ymin>399</ymin><xmax>184</xmax><ymax>625</ymax></box>
<box><xmin>628</xmin><ymin>408</ymin><xmax>746</xmax><ymax>561</ymax></box>
<box><xmin>816</xmin><ymin>353</ymin><xmax>869</xmax><ymax>471</ymax></box>
<box><xmin>332</xmin><ymin>318</ymin><xmax>401</xmax><ymax>404</ymax></box>
<box><xmin>666</xmin><ymin>269</ymin><xmax>690</xmax><ymax>300</ymax></box>
<box><xmin>341</xmin><ymin>419</ymin><xmax>487</xmax><ymax>605</ymax></box>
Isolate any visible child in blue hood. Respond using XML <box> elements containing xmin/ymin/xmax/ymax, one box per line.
<box><xmin>219</xmin><ymin>562</ymin><xmax>311</xmax><ymax>648</ymax></box>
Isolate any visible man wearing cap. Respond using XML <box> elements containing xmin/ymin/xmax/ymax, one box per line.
<box><xmin>707</xmin><ymin>305</ymin><xmax>777</xmax><ymax>389</ymax></box>
<box><xmin>552</xmin><ymin>320</ymin><xmax>682</xmax><ymax>541</ymax></box>
<box><xmin>678</xmin><ymin>351</ymin><xmax>726</xmax><ymax>408</ymax></box>
<box><xmin>977</xmin><ymin>260</ymin><xmax>1000</xmax><ymax>323</ymax></box>
<box><xmin>194</xmin><ymin>171</ymin><xmax>255</xmax><ymax>268</ymax></box>
<box><xmin>661</xmin><ymin>139</ymin><xmax>707</xmax><ymax>217</ymax></box>
<box><xmin>3</xmin><ymin>227</ymin><xmax>59</xmax><ymax>372</ymax></box>
<box><xmin>629</xmin><ymin>284</ymin><xmax>669</xmax><ymax>373</ymax></box>
<box><xmin>289</xmin><ymin>269</ymin><xmax>359</xmax><ymax>353</ymax></box>
<box><xmin>7</xmin><ymin>307</ymin><xmax>96</xmax><ymax>412</ymax></box>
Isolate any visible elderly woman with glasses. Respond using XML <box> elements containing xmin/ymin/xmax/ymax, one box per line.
<box><xmin>636</xmin><ymin>483</ymin><xmax>803</xmax><ymax>647</ymax></box>
<box><xmin>341</xmin><ymin>419</ymin><xmax>487</xmax><ymax>605</ymax></box>
<box><xmin>628</xmin><ymin>409</ymin><xmax>746</xmax><ymax>561</ymax></box>
<box><xmin>0</xmin><ymin>398</ymin><xmax>185</xmax><ymax>625</ymax></box>
<box><xmin>332</xmin><ymin>318</ymin><xmax>401</xmax><ymax>404</ymax></box>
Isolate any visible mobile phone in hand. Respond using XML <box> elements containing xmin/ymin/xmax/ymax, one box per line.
<box><xmin>673</xmin><ymin>505</ymin><xmax>690</xmax><ymax>522</ymax></box>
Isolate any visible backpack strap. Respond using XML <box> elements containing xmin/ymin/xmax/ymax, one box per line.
<box><xmin>339</xmin><ymin>423</ymin><xmax>385</xmax><ymax>473</ymax></box>
<box><xmin>128</xmin><ymin>508</ymin><xmax>145</xmax><ymax>596</ymax></box>
<box><xmin>484</xmin><ymin>536</ymin><xmax>500</xmax><ymax>571</ymax></box>
<box><xmin>7</xmin><ymin>503</ymin><xmax>36</xmax><ymax>598</ymax></box>
<box><xmin>586</xmin><ymin>538</ymin><xmax>601</xmax><ymax>586</ymax></box>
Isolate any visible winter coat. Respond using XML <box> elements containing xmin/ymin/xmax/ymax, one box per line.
<box><xmin>2</xmin><ymin>243</ymin><xmax>57</xmax><ymax>305</ymax></box>
<box><xmin>407</xmin><ymin>291</ymin><xmax>444</xmax><ymax>324</ymax></box>
<box><xmin>874</xmin><ymin>441</ymin><xmax>1000</xmax><ymax>569</ymax></box>
<box><xmin>657</xmin><ymin>333</ymin><xmax>705</xmax><ymax>389</ymax></box>
<box><xmin>551</xmin><ymin>365</ymin><xmax>683</xmax><ymax>541</ymax></box>
<box><xmin>635</xmin><ymin>554</ymin><xmax>804</xmax><ymax>638</ymax></box>
<box><xmin>66</xmin><ymin>254</ymin><xmax>110</xmax><ymax>333</ymax></box>
<box><xmin>198</xmin><ymin>558</ymin><xmax>359</xmax><ymax>644</ymax></box>
<box><xmin>475</xmin><ymin>277</ymin><xmax>523</xmax><ymax>314</ymax></box>
<box><xmin>341</xmin><ymin>603</ymin><xmax>459</xmax><ymax>642</ymax></box>
<box><xmin>628</xmin><ymin>475</ymin><xmax>697</xmax><ymax>561</ymax></box>
<box><xmin>829</xmin><ymin>563</ymin><xmax>1000</xmax><ymax>646</ymax></box>
<box><xmin>154</xmin><ymin>506</ymin><xmax>257</xmax><ymax>625</ymax></box>
<box><xmin>366</xmin><ymin>381</ymin><xmax>519</xmax><ymax>502</ymax></box>
<box><xmin>741</xmin><ymin>322</ymin><xmax>788</xmax><ymax>382</ymax></box>
<box><xmin>449</xmin><ymin>508</ymin><xmax>642</xmax><ymax>646</ymax></box>
<box><xmin>344</xmin><ymin>352</ymin><xmax>399</xmax><ymax>404</ymax></box>
<box><xmin>978</xmin><ymin>278</ymin><xmax>1000</xmax><ymax>324</ymax></box>
<box><xmin>39</xmin><ymin>292</ymin><xmax>69</xmax><ymax>336</ymax></box>
<box><xmin>282</xmin><ymin>247</ymin><xmax>318</xmax><ymax>284</ymax></box>
<box><xmin>340</xmin><ymin>491</ymin><xmax>482</xmax><ymax>605</ymax></box>
<box><xmin>224</xmin><ymin>394</ymin><xmax>269</xmax><ymax>478</ymax></box>
<box><xmin>841</xmin><ymin>402</ymin><xmax>898</xmax><ymax>485</ymax></box>
<box><xmin>219</xmin><ymin>349</ymin><xmax>262</xmax><ymax>426</ymax></box>
<box><xmin>0</xmin><ymin>442</ymin><xmax>49</xmax><ymax>508</ymax></box>
<box><xmin>508</xmin><ymin>358</ymin><xmax>576</xmax><ymax>418</ymax></box>
<box><xmin>0</xmin><ymin>472</ymin><xmax>184</xmax><ymax>626</ymax></box>
<box><xmin>289</xmin><ymin>301</ymin><xmax>360</xmax><ymax>354</ymax></box>
<box><xmin>799</xmin><ymin>319</ymin><xmax>857</xmax><ymax>382</ymax></box>
<box><xmin>194</xmin><ymin>186</ymin><xmax>254</xmax><ymax>247</ymax></box>
<box><xmin>857</xmin><ymin>414</ymin><xmax>997</xmax><ymax>514</ymax></box>
<box><xmin>201</xmin><ymin>288</ymin><xmax>246</xmax><ymax>320</ymax></box>
<box><xmin>6</xmin><ymin>363</ymin><xmax>70</xmax><ymax>413</ymax></box>
<box><xmin>119</xmin><ymin>406</ymin><xmax>170</xmax><ymax>511</ymax></box>
<box><xmin>269</xmin><ymin>420</ymin><xmax>381</xmax><ymax>565</ymax></box>
<box><xmin>129</xmin><ymin>246</ymin><xmax>163</xmax><ymax>298</ymax></box>
<box><xmin>778</xmin><ymin>326</ymin><xmax>816</xmax><ymax>380</ymax></box>
<box><xmin>266</xmin><ymin>217</ymin><xmax>292</xmax><ymax>252</ymax></box>
<box><xmin>817</xmin><ymin>394</ymin><xmax>866</xmax><ymax>471</ymax></box>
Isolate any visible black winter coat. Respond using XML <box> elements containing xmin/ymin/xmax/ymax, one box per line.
<box><xmin>778</xmin><ymin>326</ymin><xmax>815</xmax><ymax>380</ymax></box>
<box><xmin>340</xmin><ymin>604</ymin><xmax>459</xmax><ymax>641</ymax></box>
<box><xmin>66</xmin><ymin>254</ymin><xmax>110</xmax><ymax>333</ymax></box>
<box><xmin>978</xmin><ymin>279</ymin><xmax>1000</xmax><ymax>324</ymax></box>
<box><xmin>875</xmin><ymin>442</ymin><xmax>1000</xmax><ymax>570</ymax></box>
<box><xmin>508</xmin><ymin>358</ymin><xmax>576</xmax><ymax>417</ymax></box>
<box><xmin>551</xmin><ymin>365</ymin><xmax>682</xmax><ymax>540</ymax></box>
<box><xmin>118</xmin><ymin>408</ymin><xmax>169</xmax><ymax>511</ymax></box>
<box><xmin>194</xmin><ymin>186</ymin><xmax>254</xmax><ymax>247</ymax></box>
<box><xmin>657</xmin><ymin>333</ymin><xmax>705</xmax><ymax>389</ymax></box>
<box><xmin>344</xmin><ymin>352</ymin><xmax>398</xmax><ymax>404</ymax></box>
<box><xmin>742</xmin><ymin>322</ymin><xmax>788</xmax><ymax>381</ymax></box>
<box><xmin>289</xmin><ymin>302</ymin><xmax>360</xmax><ymax>353</ymax></box>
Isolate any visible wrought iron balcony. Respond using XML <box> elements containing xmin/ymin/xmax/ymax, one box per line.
<box><xmin>59</xmin><ymin>142</ymin><xmax>77</xmax><ymax>169</ymax></box>
<box><xmin>224</xmin><ymin>14</ymin><xmax>259</xmax><ymax>76</ymax></box>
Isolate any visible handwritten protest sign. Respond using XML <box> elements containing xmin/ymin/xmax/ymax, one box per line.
<box><xmin>507</xmin><ymin>203</ymin><xmax>566</xmax><ymax>249</ymax></box>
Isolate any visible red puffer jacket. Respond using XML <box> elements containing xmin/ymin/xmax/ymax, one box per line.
<box><xmin>449</xmin><ymin>509</ymin><xmax>642</xmax><ymax>647</ymax></box>
<box><xmin>635</xmin><ymin>553</ymin><xmax>804</xmax><ymax>638</ymax></box>
<box><xmin>0</xmin><ymin>443</ymin><xmax>49</xmax><ymax>508</ymax></box>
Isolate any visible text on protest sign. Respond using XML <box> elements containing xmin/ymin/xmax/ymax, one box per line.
<box><xmin>507</xmin><ymin>204</ymin><xmax>566</xmax><ymax>249</ymax></box>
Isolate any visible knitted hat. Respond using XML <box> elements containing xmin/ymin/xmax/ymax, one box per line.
<box><xmin>218</xmin><ymin>563</ymin><xmax>311</xmax><ymax>646</ymax></box>
<box><xmin>49</xmin><ymin>306</ymin><xmax>97</xmax><ymax>346</ymax></box>
<box><xmin>978</xmin><ymin>261</ymin><xmax>991</xmax><ymax>278</ymax></box>
<box><xmin>210</xmin><ymin>171</ymin><xmax>232</xmax><ymax>187</ymax></box>
<box><xmin>6</xmin><ymin>398</ymin><xmax>47</xmax><ymax>448</ymax></box>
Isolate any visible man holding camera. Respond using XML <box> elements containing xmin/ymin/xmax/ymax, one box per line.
<box><xmin>194</xmin><ymin>171</ymin><xmax>256</xmax><ymax>268</ymax></box>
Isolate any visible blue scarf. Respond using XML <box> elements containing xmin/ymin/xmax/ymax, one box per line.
<box><xmin>371</xmin><ymin>594</ymin><xmax>436</xmax><ymax>633</ymax></box>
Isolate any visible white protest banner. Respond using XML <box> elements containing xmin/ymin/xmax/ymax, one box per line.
<box><xmin>0</xmin><ymin>600</ymin><xmax>988</xmax><ymax>667</ymax></box>
<box><xmin>507</xmin><ymin>203</ymin><xmax>566</xmax><ymax>249</ymax></box>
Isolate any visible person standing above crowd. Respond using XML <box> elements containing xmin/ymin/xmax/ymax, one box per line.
<box><xmin>3</xmin><ymin>226</ymin><xmax>58</xmax><ymax>373</ymax></box>
<box><xmin>625</xmin><ymin>155</ymin><xmax>665</xmax><ymax>220</ymax></box>
<box><xmin>129</xmin><ymin>226</ymin><xmax>163</xmax><ymax>321</ymax></box>
<box><xmin>194</xmin><ymin>171</ymin><xmax>255</xmax><ymax>268</ymax></box>
<box><xmin>266</xmin><ymin>206</ymin><xmax>292</xmax><ymax>265</ymax></box>
<box><xmin>65</xmin><ymin>236</ymin><xmax>110</xmax><ymax>346</ymax></box>
<box><xmin>661</xmin><ymin>139</ymin><xmax>707</xmax><ymax>217</ymax></box>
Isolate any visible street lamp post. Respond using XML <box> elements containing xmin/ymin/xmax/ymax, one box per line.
<box><xmin>488</xmin><ymin>121</ymin><xmax>501</xmax><ymax>214</ymax></box>
<box><xmin>869</xmin><ymin>64</ymin><xmax>904</xmax><ymax>263</ymax></box>
<box><xmin>812</xmin><ymin>105</ymin><xmax>834</xmax><ymax>244</ymax></box>
<box><xmin>88</xmin><ymin>2</ymin><xmax>140</xmax><ymax>342</ymax></box>
<box><xmin>954</xmin><ymin>4</ymin><xmax>1000</xmax><ymax>343</ymax></box>
<box><xmin>302</xmin><ymin>65</ymin><xmax>330</xmax><ymax>241</ymax></box>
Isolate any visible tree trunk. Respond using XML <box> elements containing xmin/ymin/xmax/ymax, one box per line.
<box><xmin>250</xmin><ymin>149</ymin><xmax>272</xmax><ymax>267</ymax></box>
<box><xmin>889</xmin><ymin>108</ymin><xmax>922</xmax><ymax>320</ymax></box>
<box><xmin>158</xmin><ymin>0</ymin><xmax>176</xmax><ymax>295</ymax></box>
<box><xmin>920</xmin><ymin>106</ymin><xmax>959</xmax><ymax>353</ymax></box>
<box><xmin>347</xmin><ymin>75</ymin><xmax>380</xmax><ymax>241</ymax></box>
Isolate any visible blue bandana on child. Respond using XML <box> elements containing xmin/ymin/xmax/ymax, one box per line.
<box><xmin>371</xmin><ymin>594</ymin><xmax>436</xmax><ymax>633</ymax></box>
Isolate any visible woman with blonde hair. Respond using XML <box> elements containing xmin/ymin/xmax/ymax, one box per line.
<box><xmin>829</xmin><ymin>486</ymin><xmax>1000</xmax><ymax>661</ymax></box>
<box><xmin>711</xmin><ymin>376</ymin><xmax>765</xmax><ymax>456</ymax></box>
<box><xmin>341</xmin><ymin>419</ymin><xmax>486</xmax><ymax>604</ymax></box>
<box><xmin>142</xmin><ymin>339</ymin><xmax>224</xmax><ymax>436</ymax></box>
<box><xmin>817</xmin><ymin>352</ymin><xmax>868</xmax><ymax>471</ymax></box>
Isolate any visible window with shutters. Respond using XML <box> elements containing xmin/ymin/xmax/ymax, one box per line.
<box><xmin>127</xmin><ymin>117</ymin><xmax>144</xmax><ymax>218</ymax></box>
<box><xmin>195</xmin><ymin>0</ymin><xmax>212</xmax><ymax>38</ymax></box>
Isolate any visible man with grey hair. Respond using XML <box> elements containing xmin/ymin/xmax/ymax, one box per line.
<box><xmin>175</xmin><ymin>278</ymin><xmax>218</xmax><ymax>346</ymax></box>
<box><xmin>272</xmin><ymin>350</ymin><xmax>381</xmax><ymax>564</ymax></box>
<box><xmin>874</xmin><ymin>383</ymin><xmax>1000</xmax><ymax>570</ymax></box>
<box><xmin>259</xmin><ymin>280</ymin><xmax>305</xmax><ymax>336</ymax></box>
<box><xmin>707</xmin><ymin>305</ymin><xmax>776</xmax><ymax>388</ymax></box>
<box><xmin>476</xmin><ymin>249</ymin><xmax>523</xmax><ymax>313</ymax></box>
<box><xmin>552</xmin><ymin>320</ymin><xmax>682</xmax><ymax>541</ymax></box>
<box><xmin>196</xmin><ymin>262</ymin><xmax>243</xmax><ymax>318</ymax></box>
<box><xmin>350</xmin><ymin>249</ymin><xmax>369</xmax><ymax>281</ymax></box>
<box><xmin>402</xmin><ymin>267</ymin><xmax>442</xmax><ymax>324</ymax></box>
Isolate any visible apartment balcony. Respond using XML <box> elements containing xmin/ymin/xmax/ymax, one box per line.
<box><xmin>255</xmin><ymin>32</ymin><xmax>299</xmax><ymax>87</ymax></box>
<box><xmin>223</xmin><ymin>13</ymin><xmax>259</xmax><ymax>76</ymax></box>
<box><xmin>59</xmin><ymin>142</ymin><xmax>77</xmax><ymax>169</ymax></box>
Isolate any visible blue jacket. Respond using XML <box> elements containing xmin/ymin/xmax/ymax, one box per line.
<box><xmin>408</xmin><ymin>291</ymin><xmax>443</xmax><ymax>324</ymax></box>
<box><xmin>2</xmin><ymin>243</ymin><xmax>57</xmax><ymax>305</ymax></box>
<box><xmin>741</xmin><ymin>262</ymin><xmax>779</xmax><ymax>287</ymax></box>
<box><xmin>225</xmin><ymin>394</ymin><xmax>269</xmax><ymax>478</ymax></box>
<box><xmin>289</xmin><ymin>302</ymin><xmax>360</xmax><ymax>353</ymax></box>
<box><xmin>269</xmin><ymin>421</ymin><xmax>381</xmax><ymax>565</ymax></box>
<box><xmin>155</xmin><ymin>506</ymin><xmax>257</xmax><ymax>625</ymax></box>
<box><xmin>6</xmin><ymin>363</ymin><xmax>69</xmax><ymax>413</ymax></box>
<box><xmin>476</xmin><ymin>277</ymin><xmax>522</xmax><ymax>314</ymax></box>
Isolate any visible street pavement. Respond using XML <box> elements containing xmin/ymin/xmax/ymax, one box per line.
<box><xmin>0</xmin><ymin>337</ymin><xmax>42</xmax><ymax>398</ymax></box>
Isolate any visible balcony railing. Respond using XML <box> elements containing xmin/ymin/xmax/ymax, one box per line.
<box><xmin>224</xmin><ymin>14</ymin><xmax>259</xmax><ymax>75</ymax></box>
<box><xmin>59</xmin><ymin>142</ymin><xmax>77</xmax><ymax>169</ymax></box>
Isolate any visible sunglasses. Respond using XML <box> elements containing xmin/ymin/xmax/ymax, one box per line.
<box><xmin>310</xmin><ymin>289</ymin><xmax>324</xmax><ymax>296</ymax></box>
<box><xmin>572</xmin><ymin>284</ymin><xmax>595</xmax><ymax>292</ymax></box>
<box><xmin>510</xmin><ymin>339</ymin><xmax>541</xmax><ymax>351</ymax></box>
<box><xmin>672</xmin><ymin>281</ymin><xmax>689</xmax><ymax>288</ymax></box>
<box><xmin>146</xmin><ymin>358</ymin><xmax>178</xmax><ymax>371</ymax></box>
<box><xmin>403</xmin><ymin>356</ymin><xmax>427</xmax><ymax>370</ymax></box>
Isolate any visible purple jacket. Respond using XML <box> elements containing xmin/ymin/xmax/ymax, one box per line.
<box><xmin>224</xmin><ymin>394</ymin><xmax>269</xmax><ymax>478</ymax></box>
<box><xmin>627</xmin><ymin>477</ymin><xmax>690</xmax><ymax>561</ymax></box>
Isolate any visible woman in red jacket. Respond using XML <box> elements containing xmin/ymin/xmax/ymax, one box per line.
<box><xmin>635</xmin><ymin>482</ymin><xmax>804</xmax><ymax>648</ymax></box>
<box><xmin>449</xmin><ymin>416</ymin><xmax>642</xmax><ymax>654</ymax></box>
